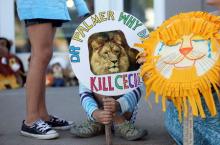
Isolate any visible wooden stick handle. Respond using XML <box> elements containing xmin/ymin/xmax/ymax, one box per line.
<box><xmin>183</xmin><ymin>106</ymin><xmax>194</xmax><ymax>145</ymax></box>
<box><xmin>105</xmin><ymin>124</ymin><xmax>112</xmax><ymax>145</ymax></box>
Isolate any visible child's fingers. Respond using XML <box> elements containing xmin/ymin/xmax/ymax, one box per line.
<box><xmin>101</xmin><ymin>116</ymin><xmax>112</xmax><ymax>122</ymax></box>
<box><xmin>104</xmin><ymin>107</ymin><xmax>116</xmax><ymax>113</ymax></box>
<box><xmin>103</xmin><ymin>97</ymin><xmax>114</xmax><ymax>103</ymax></box>
<box><xmin>100</xmin><ymin>113</ymin><xmax>113</xmax><ymax>124</ymax></box>
<box><xmin>137</xmin><ymin>52</ymin><xmax>146</xmax><ymax>59</ymax></box>
<box><xmin>104</xmin><ymin>106</ymin><xmax>112</xmax><ymax>110</ymax></box>
<box><xmin>104</xmin><ymin>102</ymin><xmax>116</xmax><ymax>112</ymax></box>
<box><xmin>137</xmin><ymin>57</ymin><xmax>146</xmax><ymax>64</ymax></box>
<box><xmin>139</xmin><ymin>52</ymin><xmax>147</xmax><ymax>57</ymax></box>
<box><xmin>136</xmin><ymin>52</ymin><xmax>147</xmax><ymax>64</ymax></box>
<box><xmin>102</xmin><ymin>121</ymin><xmax>111</xmax><ymax>125</ymax></box>
<box><xmin>102</xmin><ymin>110</ymin><xmax>112</xmax><ymax>116</ymax></box>
<box><xmin>102</xmin><ymin>115</ymin><xmax>112</xmax><ymax>120</ymax></box>
<box><xmin>104</xmin><ymin>101</ymin><xmax>115</xmax><ymax>107</ymax></box>
<box><xmin>103</xmin><ymin>98</ymin><xmax>115</xmax><ymax>104</ymax></box>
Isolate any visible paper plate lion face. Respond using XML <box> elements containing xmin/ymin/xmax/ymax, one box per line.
<box><xmin>156</xmin><ymin>35</ymin><xmax>219</xmax><ymax>78</ymax></box>
<box><xmin>136</xmin><ymin>12</ymin><xmax>220</xmax><ymax>120</ymax></box>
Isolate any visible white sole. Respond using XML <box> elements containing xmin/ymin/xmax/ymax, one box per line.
<box><xmin>20</xmin><ymin>131</ymin><xmax>59</xmax><ymax>140</ymax></box>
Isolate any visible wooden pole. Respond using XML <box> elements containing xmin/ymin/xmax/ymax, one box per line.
<box><xmin>105</xmin><ymin>124</ymin><xmax>112</xmax><ymax>145</ymax></box>
<box><xmin>104</xmin><ymin>95</ymin><xmax>113</xmax><ymax>145</ymax></box>
<box><xmin>183</xmin><ymin>106</ymin><xmax>194</xmax><ymax>145</ymax></box>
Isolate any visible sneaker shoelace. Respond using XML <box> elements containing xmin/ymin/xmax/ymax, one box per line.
<box><xmin>34</xmin><ymin>120</ymin><xmax>51</xmax><ymax>132</ymax></box>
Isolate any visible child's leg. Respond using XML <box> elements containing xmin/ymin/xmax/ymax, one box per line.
<box><xmin>38</xmin><ymin>75</ymin><xmax>49</xmax><ymax>120</ymax></box>
<box><xmin>25</xmin><ymin>23</ymin><xmax>54</xmax><ymax>125</ymax></box>
<box><xmin>113</xmin><ymin>112</ymin><xmax>133</xmax><ymax>124</ymax></box>
<box><xmin>38</xmin><ymin>28</ymin><xmax>56</xmax><ymax>121</ymax></box>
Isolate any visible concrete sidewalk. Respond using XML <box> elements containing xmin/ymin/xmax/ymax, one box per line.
<box><xmin>0</xmin><ymin>87</ymin><xmax>176</xmax><ymax>145</ymax></box>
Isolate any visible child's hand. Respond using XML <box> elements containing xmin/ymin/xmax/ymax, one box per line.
<box><xmin>92</xmin><ymin>109</ymin><xmax>112</xmax><ymax>125</ymax></box>
<box><xmin>103</xmin><ymin>97</ymin><xmax>120</xmax><ymax>113</ymax></box>
<box><xmin>137</xmin><ymin>52</ymin><xmax>147</xmax><ymax>64</ymax></box>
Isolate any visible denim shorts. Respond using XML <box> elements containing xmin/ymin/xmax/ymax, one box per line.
<box><xmin>24</xmin><ymin>19</ymin><xmax>65</xmax><ymax>27</ymax></box>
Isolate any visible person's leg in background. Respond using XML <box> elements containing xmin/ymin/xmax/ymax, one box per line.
<box><xmin>38</xmin><ymin>27</ymin><xmax>56</xmax><ymax>121</ymax></box>
<box><xmin>20</xmin><ymin>23</ymin><xmax>60</xmax><ymax>139</ymax></box>
<box><xmin>25</xmin><ymin>23</ymin><xmax>54</xmax><ymax>125</ymax></box>
<box><xmin>21</xmin><ymin>21</ymin><xmax>73</xmax><ymax>139</ymax></box>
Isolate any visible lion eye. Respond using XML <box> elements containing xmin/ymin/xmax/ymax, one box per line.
<box><xmin>168</xmin><ymin>42</ymin><xmax>181</xmax><ymax>47</ymax></box>
<box><xmin>192</xmin><ymin>40</ymin><xmax>204</xmax><ymax>42</ymax></box>
<box><xmin>115</xmin><ymin>50</ymin><xmax>120</xmax><ymax>54</ymax></box>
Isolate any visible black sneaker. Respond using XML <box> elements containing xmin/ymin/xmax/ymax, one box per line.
<box><xmin>20</xmin><ymin>119</ymin><xmax>59</xmax><ymax>139</ymax></box>
<box><xmin>45</xmin><ymin>115</ymin><xmax>73</xmax><ymax>130</ymax></box>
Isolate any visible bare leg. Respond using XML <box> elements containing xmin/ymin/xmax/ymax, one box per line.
<box><xmin>38</xmin><ymin>73</ymin><xmax>50</xmax><ymax>121</ymax></box>
<box><xmin>39</xmin><ymin>28</ymin><xmax>56</xmax><ymax>121</ymax></box>
<box><xmin>113</xmin><ymin>112</ymin><xmax>132</xmax><ymax>124</ymax></box>
<box><xmin>25</xmin><ymin>23</ymin><xmax>54</xmax><ymax>125</ymax></box>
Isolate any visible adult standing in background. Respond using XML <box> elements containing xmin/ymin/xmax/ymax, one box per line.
<box><xmin>16</xmin><ymin>0</ymin><xmax>90</xmax><ymax>139</ymax></box>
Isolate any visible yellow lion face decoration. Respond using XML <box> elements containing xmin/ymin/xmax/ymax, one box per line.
<box><xmin>155</xmin><ymin>34</ymin><xmax>219</xmax><ymax>78</ymax></box>
<box><xmin>136</xmin><ymin>12</ymin><xmax>220</xmax><ymax>120</ymax></box>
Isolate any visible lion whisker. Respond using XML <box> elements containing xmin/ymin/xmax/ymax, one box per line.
<box><xmin>159</xmin><ymin>52</ymin><xmax>182</xmax><ymax>63</ymax></box>
<box><xmin>186</xmin><ymin>50</ymin><xmax>205</xmax><ymax>60</ymax></box>
<box><xmin>196</xmin><ymin>60</ymin><xmax>211</xmax><ymax>73</ymax></box>
<box><xmin>157</xmin><ymin>54</ymin><xmax>183</xmax><ymax>71</ymax></box>
<box><xmin>163</xmin><ymin>54</ymin><xmax>184</xmax><ymax>64</ymax></box>
<box><xmin>158</xmin><ymin>52</ymin><xmax>182</xmax><ymax>66</ymax></box>
<box><xmin>195</xmin><ymin>56</ymin><xmax>215</xmax><ymax>72</ymax></box>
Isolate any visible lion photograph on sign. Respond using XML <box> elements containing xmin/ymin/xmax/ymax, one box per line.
<box><xmin>88</xmin><ymin>30</ymin><xmax>140</xmax><ymax>75</ymax></box>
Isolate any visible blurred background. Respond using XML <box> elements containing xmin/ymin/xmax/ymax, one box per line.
<box><xmin>0</xmin><ymin>0</ymin><xmax>217</xmax><ymax>90</ymax></box>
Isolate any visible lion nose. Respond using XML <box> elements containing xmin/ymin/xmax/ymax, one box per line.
<box><xmin>112</xmin><ymin>60</ymin><xmax>117</xmax><ymax>64</ymax></box>
<box><xmin>179</xmin><ymin>47</ymin><xmax>193</xmax><ymax>56</ymax></box>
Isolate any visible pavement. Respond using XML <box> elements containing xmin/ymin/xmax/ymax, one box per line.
<box><xmin>0</xmin><ymin>86</ymin><xmax>176</xmax><ymax>145</ymax></box>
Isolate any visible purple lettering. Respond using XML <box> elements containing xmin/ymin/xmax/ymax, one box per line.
<box><xmin>128</xmin><ymin>73</ymin><xmax>134</xmax><ymax>88</ymax></box>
